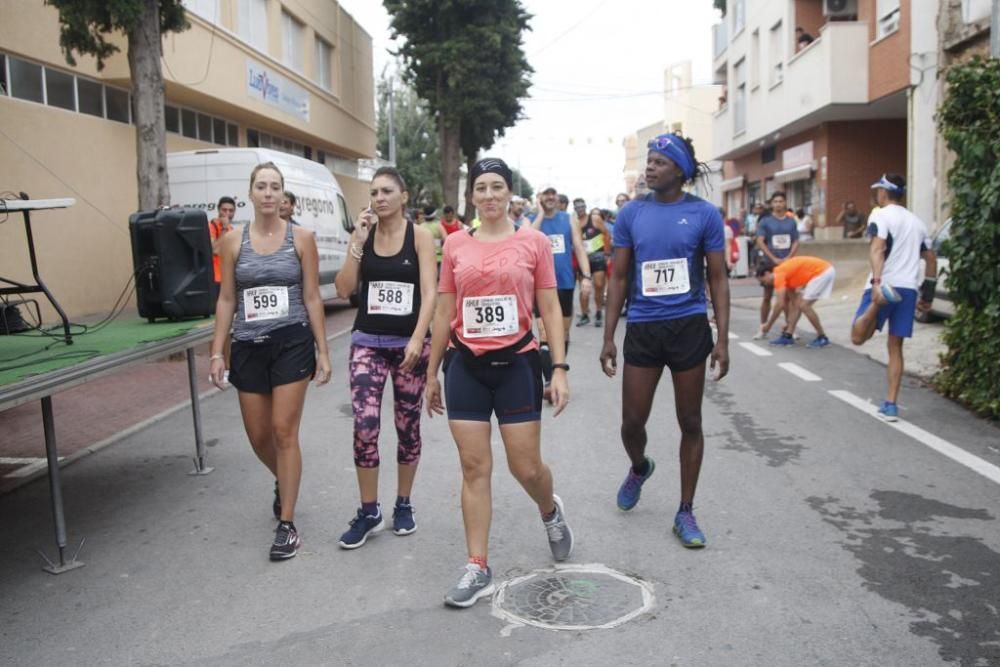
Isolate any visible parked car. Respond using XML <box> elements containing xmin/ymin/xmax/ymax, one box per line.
<box><xmin>917</xmin><ymin>218</ymin><xmax>954</xmax><ymax>322</ymax></box>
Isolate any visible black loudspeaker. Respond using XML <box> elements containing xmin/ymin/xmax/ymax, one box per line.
<box><xmin>129</xmin><ymin>207</ymin><xmax>214</xmax><ymax>322</ymax></box>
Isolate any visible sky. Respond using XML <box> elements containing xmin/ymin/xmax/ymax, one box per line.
<box><xmin>338</xmin><ymin>0</ymin><xmax>721</xmax><ymax>208</ymax></box>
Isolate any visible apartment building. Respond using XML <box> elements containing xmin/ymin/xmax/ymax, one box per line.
<box><xmin>0</xmin><ymin>0</ymin><xmax>375</xmax><ymax>318</ymax></box>
<box><xmin>623</xmin><ymin>61</ymin><xmax>723</xmax><ymax>203</ymax></box>
<box><xmin>711</xmin><ymin>0</ymin><xmax>926</xmax><ymax>236</ymax></box>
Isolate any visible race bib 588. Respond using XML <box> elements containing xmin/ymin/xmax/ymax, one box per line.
<box><xmin>772</xmin><ymin>233</ymin><xmax>792</xmax><ymax>250</ymax></box>
<box><xmin>367</xmin><ymin>281</ymin><xmax>414</xmax><ymax>316</ymax></box>
<box><xmin>548</xmin><ymin>234</ymin><xmax>566</xmax><ymax>255</ymax></box>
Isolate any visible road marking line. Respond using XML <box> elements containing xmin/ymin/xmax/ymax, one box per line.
<box><xmin>829</xmin><ymin>390</ymin><xmax>1000</xmax><ymax>486</ymax></box>
<box><xmin>778</xmin><ymin>362</ymin><xmax>822</xmax><ymax>382</ymax></box>
<box><xmin>738</xmin><ymin>342</ymin><xmax>773</xmax><ymax>357</ymax></box>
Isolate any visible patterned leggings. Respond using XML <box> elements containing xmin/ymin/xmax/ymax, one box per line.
<box><xmin>349</xmin><ymin>341</ymin><xmax>430</xmax><ymax>469</ymax></box>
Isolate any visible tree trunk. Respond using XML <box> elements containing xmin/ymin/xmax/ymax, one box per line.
<box><xmin>439</xmin><ymin>120</ymin><xmax>462</xmax><ymax>215</ymax></box>
<box><xmin>462</xmin><ymin>154</ymin><xmax>476</xmax><ymax>221</ymax></box>
<box><xmin>128</xmin><ymin>0</ymin><xmax>169</xmax><ymax>210</ymax></box>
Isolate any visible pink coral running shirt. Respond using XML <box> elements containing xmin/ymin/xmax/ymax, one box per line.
<box><xmin>439</xmin><ymin>224</ymin><xmax>557</xmax><ymax>356</ymax></box>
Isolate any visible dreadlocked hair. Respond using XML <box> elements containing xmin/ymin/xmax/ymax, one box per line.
<box><xmin>673</xmin><ymin>133</ymin><xmax>713</xmax><ymax>185</ymax></box>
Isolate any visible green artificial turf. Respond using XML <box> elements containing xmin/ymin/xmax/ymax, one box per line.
<box><xmin>0</xmin><ymin>317</ymin><xmax>213</xmax><ymax>387</ymax></box>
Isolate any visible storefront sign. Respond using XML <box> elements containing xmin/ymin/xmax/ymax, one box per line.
<box><xmin>782</xmin><ymin>141</ymin><xmax>813</xmax><ymax>169</ymax></box>
<box><xmin>246</xmin><ymin>60</ymin><xmax>310</xmax><ymax>122</ymax></box>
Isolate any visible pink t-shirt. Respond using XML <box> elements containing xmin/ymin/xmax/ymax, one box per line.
<box><xmin>439</xmin><ymin>225</ymin><xmax>557</xmax><ymax>356</ymax></box>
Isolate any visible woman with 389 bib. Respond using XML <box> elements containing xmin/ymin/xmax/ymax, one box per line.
<box><xmin>425</xmin><ymin>158</ymin><xmax>575</xmax><ymax>608</ymax></box>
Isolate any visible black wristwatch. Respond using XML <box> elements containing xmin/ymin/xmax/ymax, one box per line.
<box><xmin>552</xmin><ymin>363</ymin><xmax>570</xmax><ymax>372</ymax></box>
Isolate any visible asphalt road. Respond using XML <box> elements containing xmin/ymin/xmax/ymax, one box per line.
<box><xmin>1</xmin><ymin>303</ymin><xmax>997</xmax><ymax>666</ymax></box>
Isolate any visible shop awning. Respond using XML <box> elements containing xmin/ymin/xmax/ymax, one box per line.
<box><xmin>773</xmin><ymin>163</ymin><xmax>814</xmax><ymax>183</ymax></box>
<box><xmin>720</xmin><ymin>176</ymin><xmax>744</xmax><ymax>192</ymax></box>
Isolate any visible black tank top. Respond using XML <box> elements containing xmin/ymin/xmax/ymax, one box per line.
<box><xmin>352</xmin><ymin>221</ymin><xmax>422</xmax><ymax>336</ymax></box>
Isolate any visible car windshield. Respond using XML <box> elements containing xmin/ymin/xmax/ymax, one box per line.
<box><xmin>933</xmin><ymin>218</ymin><xmax>952</xmax><ymax>256</ymax></box>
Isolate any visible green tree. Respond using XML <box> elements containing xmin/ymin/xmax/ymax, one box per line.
<box><xmin>376</xmin><ymin>72</ymin><xmax>443</xmax><ymax>207</ymax></box>
<box><xmin>383</xmin><ymin>0</ymin><xmax>533</xmax><ymax>211</ymax></box>
<box><xmin>936</xmin><ymin>56</ymin><xmax>1000</xmax><ymax>418</ymax></box>
<box><xmin>510</xmin><ymin>168</ymin><xmax>533</xmax><ymax>199</ymax></box>
<box><xmin>45</xmin><ymin>0</ymin><xmax>189</xmax><ymax>209</ymax></box>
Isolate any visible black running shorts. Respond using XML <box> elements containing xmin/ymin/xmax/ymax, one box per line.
<box><xmin>229</xmin><ymin>322</ymin><xmax>316</xmax><ymax>394</ymax></box>
<box><xmin>534</xmin><ymin>288</ymin><xmax>575</xmax><ymax>319</ymax></box>
<box><xmin>443</xmin><ymin>348</ymin><xmax>543</xmax><ymax>424</ymax></box>
<box><xmin>623</xmin><ymin>314</ymin><xmax>714</xmax><ymax>372</ymax></box>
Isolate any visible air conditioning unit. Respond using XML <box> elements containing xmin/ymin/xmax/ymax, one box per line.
<box><xmin>824</xmin><ymin>0</ymin><xmax>858</xmax><ymax>17</ymax></box>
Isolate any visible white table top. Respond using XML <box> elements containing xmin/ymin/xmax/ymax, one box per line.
<box><xmin>1</xmin><ymin>198</ymin><xmax>76</xmax><ymax>212</ymax></box>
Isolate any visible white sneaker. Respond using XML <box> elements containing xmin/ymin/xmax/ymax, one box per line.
<box><xmin>752</xmin><ymin>327</ymin><xmax>768</xmax><ymax>340</ymax></box>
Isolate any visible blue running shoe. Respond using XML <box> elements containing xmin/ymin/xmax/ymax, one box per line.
<box><xmin>880</xmin><ymin>284</ymin><xmax>902</xmax><ymax>304</ymax></box>
<box><xmin>877</xmin><ymin>400</ymin><xmax>899</xmax><ymax>422</ymax></box>
<box><xmin>769</xmin><ymin>332</ymin><xmax>795</xmax><ymax>346</ymax></box>
<box><xmin>806</xmin><ymin>335</ymin><xmax>830</xmax><ymax>349</ymax></box>
<box><xmin>617</xmin><ymin>457</ymin><xmax>655</xmax><ymax>511</ymax></box>
<box><xmin>338</xmin><ymin>507</ymin><xmax>384</xmax><ymax>549</ymax></box>
<box><xmin>673</xmin><ymin>511</ymin><xmax>706</xmax><ymax>548</ymax></box>
<box><xmin>392</xmin><ymin>502</ymin><xmax>417</xmax><ymax>536</ymax></box>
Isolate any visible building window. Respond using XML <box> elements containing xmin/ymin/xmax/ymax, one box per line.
<box><xmin>962</xmin><ymin>0</ymin><xmax>991</xmax><ymax>23</ymax></box>
<box><xmin>314</xmin><ymin>37</ymin><xmax>333</xmax><ymax>91</ymax></box>
<box><xmin>761</xmin><ymin>146</ymin><xmax>776</xmax><ymax>163</ymax></box>
<box><xmin>181</xmin><ymin>108</ymin><xmax>197</xmax><ymax>138</ymax></box>
<box><xmin>238</xmin><ymin>0</ymin><xmax>268</xmax><ymax>53</ymax></box>
<box><xmin>247</xmin><ymin>128</ymin><xmax>260</xmax><ymax>147</ymax></box>
<box><xmin>876</xmin><ymin>0</ymin><xmax>900</xmax><ymax>39</ymax></box>
<box><xmin>0</xmin><ymin>54</ymin><xmax>7</xmax><ymax>95</ymax></box>
<box><xmin>768</xmin><ymin>21</ymin><xmax>784</xmax><ymax>87</ymax></box>
<box><xmin>165</xmin><ymin>105</ymin><xmax>180</xmax><ymax>133</ymax></box>
<box><xmin>282</xmin><ymin>11</ymin><xmax>305</xmax><ymax>73</ymax></box>
<box><xmin>9</xmin><ymin>57</ymin><xmax>44</xmax><ymax>104</ymax></box>
<box><xmin>212</xmin><ymin>117</ymin><xmax>226</xmax><ymax>146</ymax></box>
<box><xmin>227</xmin><ymin>123</ymin><xmax>239</xmax><ymax>146</ymax></box>
<box><xmin>45</xmin><ymin>67</ymin><xmax>76</xmax><ymax>111</ymax></box>
<box><xmin>104</xmin><ymin>86</ymin><xmax>130</xmax><ymax>123</ymax></box>
<box><xmin>732</xmin><ymin>0</ymin><xmax>746</xmax><ymax>36</ymax></box>
<box><xmin>77</xmin><ymin>78</ymin><xmax>103</xmax><ymax>117</ymax></box>
<box><xmin>733</xmin><ymin>58</ymin><xmax>746</xmax><ymax>136</ymax></box>
<box><xmin>750</xmin><ymin>29</ymin><xmax>760</xmax><ymax>89</ymax></box>
<box><xmin>197</xmin><ymin>112</ymin><xmax>213</xmax><ymax>141</ymax></box>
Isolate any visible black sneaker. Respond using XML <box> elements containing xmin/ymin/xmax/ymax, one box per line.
<box><xmin>576</xmin><ymin>314</ymin><xmax>591</xmax><ymax>327</ymax></box>
<box><xmin>594</xmin><ymin>310</ymin><xmax>603</xmax><ymax>327</ymax></box>
<box><xmin>272</xmin><ymin>481</ymin><xmax>281</xmax><ymax>520</ymax></box>
<box><xmin>393</xmin><ymin>502</ymin><xmax>417</xmax><ymax>536</ymax></box>
<box><xmin>269</xmin><ymin>521</ymin><xmax>300</xmax><ymax>561</ymax></box>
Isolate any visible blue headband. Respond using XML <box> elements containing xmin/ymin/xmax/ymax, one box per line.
<box><xmin>648</xmin><ymin>134</ymin><xmax>696</xmax><ymax>180</ymax></box>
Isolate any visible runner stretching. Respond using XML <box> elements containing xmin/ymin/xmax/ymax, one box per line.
<box><xmin>426</xmin><ymin>158</ymin><xmax>574</xmax><ymax>608</ymax></box>
<box><xmin>600</xmin><ymin>133</ymin><xmax>730</xmax><ymax>549</ymax></box>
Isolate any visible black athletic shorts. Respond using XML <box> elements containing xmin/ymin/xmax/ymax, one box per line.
<box><xmin>229</xmin><ymin>322</ymin><xmax>316</xmax><ymax>394</ymax></box>
<box><xmin>623</xmin><ymin>314</ymin><xmax>714</xmax><ymax>372</ymax></box>
<box><xmin>534</xmin><ymin>288</ymin><xmax>575</xmax><ymax>319</ymax></box>
<box><xmin>586</xmin><ymin>252</ymin><xmax>607</xmax><ymax>274</ymax></box>
<box><xmin>443</xmin><ymin>348</ymin><xmax>543</xmax><ymax>424</ymax></box>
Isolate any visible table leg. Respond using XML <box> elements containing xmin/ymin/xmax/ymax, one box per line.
<box><xmin>22</xmin><ymin>208</ymin><xmax>73</xmax><ymax>345</ymax></box>
<box><xmin>187</xmin><ymin>348</ymin><xmax>214</xmax><ymax>476</ymax></box>
<box><xmin>39</xmin><ymin>396</ymin><xmax>85</xmax><ymax>574</ymax></box>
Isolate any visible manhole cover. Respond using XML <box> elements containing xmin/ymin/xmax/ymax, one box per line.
<box><xmin>492</xmin><ymin>564</ymin><xmax>654</xmax><ymax>631</ymax></box>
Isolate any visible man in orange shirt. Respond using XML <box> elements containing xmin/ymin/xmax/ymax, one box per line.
<box><xmin>208</xmin><ymin>196</ymin><xmax>236</xmax><ymax>303</ymax></box>
<box><xmin>757</xmin><ymin>256</ymin><xmax>835</xmax><ymax>348</ymax></box>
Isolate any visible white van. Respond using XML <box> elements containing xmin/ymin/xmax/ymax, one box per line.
<box><xmin>167</xmin><ymin>148</ymin><xmax>355</xmax><ymax>301</ymax></box>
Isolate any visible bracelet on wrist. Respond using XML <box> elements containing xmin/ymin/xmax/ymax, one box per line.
<box><xmin>209</xmin><ymin>353</ymin><xmax>224</xmax><ymax>361</ymax></box>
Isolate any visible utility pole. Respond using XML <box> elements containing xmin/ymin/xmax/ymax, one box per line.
<box><xmin>388</xmin><ymin>76</ymin><xmax>397</xmax><ymax>165</ymax></box>
<box><xmin>992</xmin><ymin>0</ymin><xmax>999</xmax><ymax>57</ymax></box>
